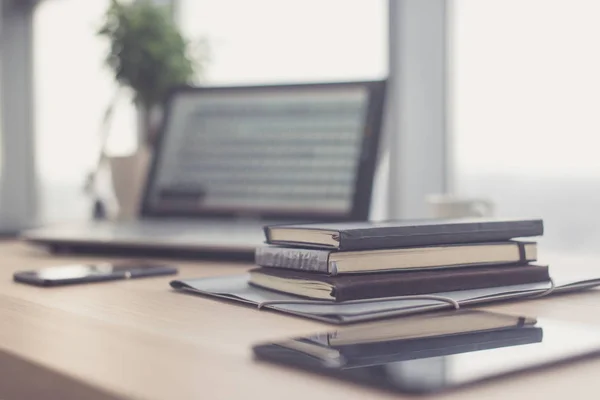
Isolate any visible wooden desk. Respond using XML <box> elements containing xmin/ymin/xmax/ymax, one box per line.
<box><xmin>2</xmin><ymin>241</ymin><xmax>600</xmax><ymax>400</ymax></box>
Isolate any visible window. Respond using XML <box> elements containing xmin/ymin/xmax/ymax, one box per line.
<box><xmin>34</xmin><ymin>0</ymin><xmax>136</xmax><ymax>223</ymax></box>
<box><xmin>177</xmin><ymin>0</ymin><xmax>387</xmax><ymax>84</ymax></box>
<box><xmin>33</xmin><ymin>0</ymin><xmax>387</xmax><ymax>223</ymax></box>
<box><xmin>452</xmin><ymin>0</ymin><xmax>600</xmax><ymax>255</ymax></box>
<box><xmin>180</xmin><ymin>0</ymin><xmax>389</xmax><ymax>218</ymax></box>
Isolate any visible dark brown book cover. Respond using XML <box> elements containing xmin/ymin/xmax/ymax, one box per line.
<box><xmin>249</xmin><ymin>264</ymin><xmax>550</xmax><ymax>302</ymax></box>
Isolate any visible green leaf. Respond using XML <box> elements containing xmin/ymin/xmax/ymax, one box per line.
<box><xmin>97</xmin><ymin>0</ymin><xmax>206</xmax><ymax>109</ymax></box>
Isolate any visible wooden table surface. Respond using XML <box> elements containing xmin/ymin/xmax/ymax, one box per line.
<box><xmin>2</xmin><ymin>241</ymin><xmax>600</xmax><ymax>399</ymax></box>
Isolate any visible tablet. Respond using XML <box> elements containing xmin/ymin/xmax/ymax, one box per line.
<box><xmin>252</xmin><ymin>310</ymin><xmax>600</xmax><ymax>395</ymax></box>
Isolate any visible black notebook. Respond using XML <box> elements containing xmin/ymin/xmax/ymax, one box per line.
<box><xmin>264</xmin><ymin>218</ymin><xmax>543</xmax><ymax>251</ymax></box>
<box><xmin>249</xmin><ymin>264</ymin><xmax>550</xmax><ymax>302</ymax></box>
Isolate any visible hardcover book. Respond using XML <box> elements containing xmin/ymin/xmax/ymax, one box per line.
<box><xmin>255</xmin><ymin>241</ymin><xmax>537</xmax><ymax>275</ymax></box>
<box><xmin>264</xmin><ymin>218</ymin><xmax>543</xmax><ymax>250</ymax></box>
<box><xmin>248</xmin><ymin>263</ymin><xmax>550</xmax><ymax>302</ymax></box>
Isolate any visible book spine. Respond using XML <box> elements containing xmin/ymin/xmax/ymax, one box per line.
<box><xmin>254</xmin><ymin>246</ymin><xmax>331</xmax><ymax>273</ymax></box>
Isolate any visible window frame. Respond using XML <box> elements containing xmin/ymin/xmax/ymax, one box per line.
<box><xmin>0</xmin><ymin>0</ymin><xmax>38</xmax><ymax>231</ymax></box>
<box><xmin>383</xmin><ymin>0</ymin><xmax>449</xmax><ymax>219</ymax></box>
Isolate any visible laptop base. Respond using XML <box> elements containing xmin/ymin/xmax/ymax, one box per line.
<box><xmin>43</xmin><ymin>242</ymin><xmax>255</xmax><ymax>261</ymax></box>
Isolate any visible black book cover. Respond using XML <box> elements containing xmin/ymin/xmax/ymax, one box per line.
<box><xmin>249</xmin><ymin>263</ymin><xmax>550</xmax><ymax>302</ymax></box>
<box><xmin>264</xmin><ymin>218</ymin><xmax>543</xmax><ymax>251</ymax></box>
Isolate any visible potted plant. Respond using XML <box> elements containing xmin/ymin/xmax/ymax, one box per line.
<box><xmin>92</xmin><ymin>0</ymin><xmax>205</xmax><ymax>219</ymax></box>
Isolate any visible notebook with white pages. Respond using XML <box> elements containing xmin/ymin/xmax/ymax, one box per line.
<box><xmin>170</xmin><ymin>267</ymin><xmax>600</xmax><ymax>324</ymax></box>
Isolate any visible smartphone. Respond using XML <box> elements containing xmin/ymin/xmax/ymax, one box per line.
<box><xmin>13</xmin><ymin>262</ymin><xmax>178</xmax><ymax>287</ymax></box>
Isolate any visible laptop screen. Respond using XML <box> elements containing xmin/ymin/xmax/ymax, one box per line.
<box><xmin>143</xmin><ymin>82</ymin><xmax>384</xmax><ymax>220</ymax></box>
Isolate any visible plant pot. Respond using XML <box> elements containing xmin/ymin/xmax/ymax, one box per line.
<box><xmin>108</xmin><ymin>146</ymin><xmax>152</xmax><ymax>220</ymax></box>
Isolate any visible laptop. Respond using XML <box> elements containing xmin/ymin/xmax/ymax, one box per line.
<box><xmin>23</xmin><ymin>80</ymin><xmax>386</xmax><ymax>258</ymax></box>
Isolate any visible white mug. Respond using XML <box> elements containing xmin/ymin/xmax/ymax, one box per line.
<box><xmin>426</xmin><ymin>194</ymin><xmax>494</xmax><ymax>219</ymax></box>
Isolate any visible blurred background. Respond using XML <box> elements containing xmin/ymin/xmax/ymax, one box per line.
<box><xmin>2</xmin><ymin>0</ymin><xmax>599</xmax><ymax>255</ymax></box>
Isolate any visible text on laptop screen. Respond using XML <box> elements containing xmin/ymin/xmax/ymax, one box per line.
<box><xmin>147</xmin><ymin>85</ymin><xmax>369</xmax><ymax>217</ymax></box>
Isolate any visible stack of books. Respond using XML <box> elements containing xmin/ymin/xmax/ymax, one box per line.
<box><xmin>249</xmin><ymin>218</ymin><xmax>547</xmax><ymax>302</ymax></box>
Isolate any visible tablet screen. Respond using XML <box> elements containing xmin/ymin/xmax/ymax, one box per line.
<box><xmin>252</xmin><ymin>310</ymin><xmax>600</xmax><ymax>394</ymax></box>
